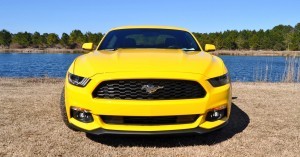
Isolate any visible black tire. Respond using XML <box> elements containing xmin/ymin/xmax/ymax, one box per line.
<box><xmin>60</xmin><ymin>87</ymin><xmax>79</xmax><ymax>131</ymax></box>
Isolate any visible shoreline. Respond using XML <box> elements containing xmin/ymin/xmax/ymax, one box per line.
<box><xmin>0</xmin><ymin>48</ymin><xmax>84</xmax><ymax>54</ymax></box>
<box><xmin>0</xmin><ymin>48</ymin><xmax>300</xmax><ymax>56</ymax></box>
<box><xmin>211</xmin><ymin>50</ymin><xmax>300</xmax><ymax>56</ymax></box>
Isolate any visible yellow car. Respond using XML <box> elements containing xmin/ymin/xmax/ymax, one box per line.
<box><xmin>60</xmin><ymin>26</ymin><xmax>232</xmax><ymax>135</ymax></box>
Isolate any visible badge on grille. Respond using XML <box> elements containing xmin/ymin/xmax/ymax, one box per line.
<box><xmin>141</xmin><ymin>85</ymin><xmax>164</xmax><ymax>94</ymax></box>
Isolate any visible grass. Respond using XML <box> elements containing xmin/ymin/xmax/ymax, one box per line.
<box><xmin>212</xmin><ymin>50</ymin><xmax>300</xmax><ymax>56</ymax></box>
<box><xmin>1</xmin><ymin>49</ymin><xmax>300</xmax><ymax>56</ymax></box>
<box><xmin>0</xmin><ymin>78</ymin><xmax>299</xmax><ymax>156</ymax></box>
<box><xmin>282</xmin><ymin>56</ymin><xmax>300</xmax><ymax>82</ymax></box>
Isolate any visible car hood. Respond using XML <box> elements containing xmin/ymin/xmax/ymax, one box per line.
<box><xmin>73</xmin><ymin>49</ymin><xmax>225</xmax><ymax>78</ymax></box>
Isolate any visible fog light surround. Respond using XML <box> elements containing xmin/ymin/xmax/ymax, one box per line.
<box><xmin>205</xmin><ymin>106</ymin><xmax>227</xmax><ymax>122</ymax></box>
<box><xmin>70</xmin><ymin>107</ymin><xmax>94</xmax><ymax>123</ymax></box>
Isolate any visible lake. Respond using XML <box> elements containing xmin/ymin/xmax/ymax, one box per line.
<box><xmin>0</xmin><ymin>53</ymin><xmax>299</xmax><ymax>82</ymax></box>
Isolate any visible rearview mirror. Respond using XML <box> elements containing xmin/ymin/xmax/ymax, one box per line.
<box><xmin>205</xmin><ymin>44</ymin><xmax>216</xmax><ymax>52</ymax></box>
<box><xmin>82</xmin><ymin>43</ymin><xmax>94</xmax><ymax>51</ymax></box>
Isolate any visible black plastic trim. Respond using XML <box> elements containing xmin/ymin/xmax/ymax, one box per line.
<box><xmin>69</xmin><ymin>120</ymin><xmax>228</xmax><ymax>135</ymax></box>
<box><xmin>92</xmin><ymin>79</ymin><xmax>206</xmax><ymax>100</ymax></box>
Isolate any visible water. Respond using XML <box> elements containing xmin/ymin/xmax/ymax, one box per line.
<box><xmin>220</xmin><ymin>56</ymin><xmax>290</xmax><ymax>82</ymax></box>
<box><xmin>0</xmin><ymin>53</ymin><xmax>78</xmax><ymax>77</ymax></box>
<box><xmin>0</xmin><ymin>53</ymin><xmax>298</xmax><ymax>82</ymax></box>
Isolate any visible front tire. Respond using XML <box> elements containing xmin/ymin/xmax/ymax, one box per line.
<box><xmin>60</xmin><ymin>88</ymin><xmax>79</xmax><ymax>131</ymax></box>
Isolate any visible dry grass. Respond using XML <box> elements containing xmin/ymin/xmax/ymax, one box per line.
<box><xmin>0</xmin><ymin>48</ymin><xmax>83</xmax><ymax>53</ymax></box>
<box><xmin>0</xmin><ymin>78</ymin><xmax>299</xmax><ymax>157</ymax></box>
<box><xmin>212</xmin><ymin>50</ymin><xmax>300</xmax><ymax>56</ymax></box>
<box><xmin>1</xmin><ymin>49</ymin><xmax>300</xmax><ymax>56</ymax></box>
<box><xmin>282</xmin><ymin>56</ymin><xmax>300</xmax><ymax>82</ymax></box>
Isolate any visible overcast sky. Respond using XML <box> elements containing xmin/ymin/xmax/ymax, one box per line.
<box><xmin>1</xmin><ymin>0</ymin><xmax>299</xmax><ymax>34</ymax></box>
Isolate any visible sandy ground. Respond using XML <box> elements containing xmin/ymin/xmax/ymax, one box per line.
<box><xmin>0</xmin><ymin>78</ymin><xmax>299</xmax><ymax>157</ymax></box>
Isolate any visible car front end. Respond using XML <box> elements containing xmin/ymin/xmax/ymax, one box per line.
<box><xmin>61</xmin><ymin>26</ymin><xmax>232</xmax><ymax>135</ymax></box>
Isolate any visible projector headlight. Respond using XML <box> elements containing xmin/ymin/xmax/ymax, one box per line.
<box><xmin>208</xmin><ymin>73</ymin><xmax>230</xmax><ymax>87</ymax></box>
<box><xmin>68</xmin><ymin>72</ymin><xmax>91</xmax><ymax>87</ymax></box>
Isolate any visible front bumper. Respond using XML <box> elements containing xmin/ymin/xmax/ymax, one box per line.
<box><xmin>64</xmin><ymin>72</ymin><xmax>232</xmax><ymax>133</ymax></box>
<box><xmin>71</xmin><ymin>120</ymin><xmax>228</xmax><ymax>135</ymax></box>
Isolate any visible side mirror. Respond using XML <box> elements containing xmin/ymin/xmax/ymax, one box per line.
<box><xmin>82</xmin><ymin>43</ymin><xmax>94</xmax><ymax>51</ymax></box>
<box><xmin>205</xmin><ymin>44</ymin><xmax>216</xmax><ymax>52</ymax></box>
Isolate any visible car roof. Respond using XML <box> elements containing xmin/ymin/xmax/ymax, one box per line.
<box><xmin>110</xmin><ymin>25</ymin><xmax>189</xmax><ymax>32</ymax></box>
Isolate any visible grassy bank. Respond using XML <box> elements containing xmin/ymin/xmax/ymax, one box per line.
<box><xmin>1</xmin><ymin>48</ymin><xmax>300</xmax><ymax>56</ymax></box>
<box><xmin>212</xmin><ymin>50</ymin><xmax>300</xmax><ymax>56</ymax></box>
<box><xmin>0</xmin><ymin>48</ymin><xmax>83</xmax><ymax>53</ymax></box>
<box><xmin>0</xmin><ymin>78</ymin><xmax>299</xmax><ymax>156</ymax></box>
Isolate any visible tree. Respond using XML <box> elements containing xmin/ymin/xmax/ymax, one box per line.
<box><xmin>290</xmin><ymin>23</ymin><xmax>300</xmax><ymax>50</ymax></box>
<box><xmin>211</xmin><ymin>32</ymin><xmax>223</xmax><ymax>49</ymax></box>
<box><xmin>32</xmin><ymin>32</ymin><xmax>42</xmax><ymax>48</ymax></box>
<box><xmin>222</xmin><ymin>30</ymin><xmax>238</xmax><ymax>50</ymax></box>
<box><xmin>284</xmin><ymin>32</ymin><xmax>293</xmax><ymax>50</ymax></box>
<box><xmin>0</xmin><ymin>29</ymin><xmax>12</xmax><ymax>48</ymax></box>
<box><xmin>273</xmin><ymin>43</ymin><xmax>285</xmax><ymax>51</ymax></box>
<box><xmin>271</xmin><ymin>25</ymin><xmax>293</xmax><ymax>50</ymax></box>
<box><xmin>290</xmin><ymin>33</ymin><xmax>300</xmax><ymax>50</ymax></box>
<box><xmin>236</xmin><ymin>30</ymin><xmax>251</xmax><ymax>50</ymax></box>
<box><xmin>85</xmin><ymin>32</ymin><xmax>103</xmax><ymax>46</ymax></box>
<box><xmin>12</xmin><ymin>32</ymin><xmax>32</xmax><ymax>48</ymax></box>
<box><xmin>69</xmin><ymin>30</ymin><xmax>85</xmax><ymax>48</ymax></box>
<box><xmin>249</xmin><ymin>34</ymin><xmax>260</xmax><ymax>50</ymax></box>
<box><xmin>260</xmin><ymin>30</ymin><xmax>272</xmax><ymax>50</ymax></box>
<box><xmin>40</xmin><ymin>33</ymin><xmax>48</xmax><ymax>47</ymax></box>
<box><xmin>2</xmin><ymin>22</ymin><xmax>300</xmax><ymax>51</ymax></box>
<box><xmin>47</xmin><ymin>33</ymin><xmax>59</xmax><ymax>47</ymax></box>
<box><xmin>60</xmin><ymin>33</ymin><xmax>70</xmax><ymax>48</ymax></box>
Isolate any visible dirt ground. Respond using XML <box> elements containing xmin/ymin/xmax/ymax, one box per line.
<box><xmin>0</xmin><ymin>78</ymin><xmax>299</xmax><ymax>157</ymax></box>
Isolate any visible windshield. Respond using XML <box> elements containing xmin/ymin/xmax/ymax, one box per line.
<box><xmin>98</xmin><ymin>29</ymin><xmax>201</xmax><ymax>51</ymax></box>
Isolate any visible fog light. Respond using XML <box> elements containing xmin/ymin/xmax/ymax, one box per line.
<box><xmin>70</xmin><ymin>107</ymin><xmax>93</xmax><ymax>123</ymax></box>
<box><xmin>205</xmin><ymin>107</ymin><xmax>227</xmax><ymax>122</ymax></box>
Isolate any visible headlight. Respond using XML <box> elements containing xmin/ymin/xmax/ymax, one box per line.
<box><xmin>208</xmin><ymin>73</ymin><xmax>230</xmax><ymax>87</ymax></box>
<box><xmin>68</xmin><ymin>72</ymin><xmax>91</xmax><ymax>87</ymax></box>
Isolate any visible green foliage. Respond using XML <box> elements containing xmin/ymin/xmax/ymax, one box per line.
<box><xmin>69</xmin><ymin>30</ymin><xmax>85</xmax><ymax>48</ymax></box>
<box><xmin>193</xmin><ymin>23</ymin><xmax>300</xmax><ymax>51</ymax></box>
<box><xmin>47</xmin><ymin>33</ymin><xmax>59</xmax><ymax>47</ymax></box>
<box><xmin>85</xmin><ymin>32</ymin><xmax>103</xmax><ymax>47</ymax></box>
<box><xmin>60</xmin><ymin>33</ymin><xmax>70</xmax><ymax>47</ymax></box>
<box><xmin>0</xmin><ymin>29</ymin><xmax>12</xmax><ymax>47</ymax></box>
<box><xmin>290</xmin><ymin>23</ymin><xmax>300</xmax><ymax>50</ymax></box>
<box><xmin>249</xmin><ymin>34</ymin><xmax>260</xmax><ymax>50</ymax></box>
<box><xmin>32</xmin><ymin>32</ymin><xmax>42</xmax><ymax>48</ymax></box>
<box><xmin>236</xmin><ymin>30</ymin><xmax>250</xmax><ymax>49</ymax></box>
<box><xmin>2</xmin><ymin>23</ymin><xmax>300</xmax><ymax>50</ymax></box>
<box><xmin>41</xmin><ymin>33</ymin><xmax>48</xmax><ymax>47</ymax></box>
<box><xmin>12</xmin><ymin>32</ymin><xmax>32</xmax><ymax>48</ymax></box>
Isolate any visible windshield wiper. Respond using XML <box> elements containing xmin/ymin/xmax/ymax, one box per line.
<box><xmin>100</xmin><ymin>48</ymin><xmax>119</xmax><ymax>51</ymax></box>
<box><xmin>182</xmin><ymin>48</ymin><xmax>196</xmax><ymax>51</ymax></box>
<box><xmin>101</xmin><ymin>47</ymin><xmax>139</xmax><ymax>51</ymax></box>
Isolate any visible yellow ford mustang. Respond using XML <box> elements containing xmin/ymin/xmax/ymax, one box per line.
<box><xmin>60</xmin><ymin>26</ymin><xmax>232</xmax><ymax>135</ymax></box>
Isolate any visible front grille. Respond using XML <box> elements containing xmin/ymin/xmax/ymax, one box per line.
<box><xmin>101</xmin><ymin>115</ymin><xmax>199</xmax><ymax>125</ymax></box>
<box><xmin>92</xmin><ymin>79</ymin><xmax>206</xmax><ymax>100</ymax></box>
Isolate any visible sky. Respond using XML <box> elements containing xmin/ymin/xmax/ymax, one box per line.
<box><xmin>0</xmin><ymin>0</ymin><xmax>299</xmax><ymax>35</ymax></box>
